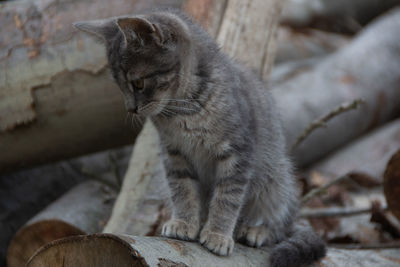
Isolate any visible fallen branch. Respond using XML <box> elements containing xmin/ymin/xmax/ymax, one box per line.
<box><xmin>302</xmin><ymin>174</ymin><xmax>350</xmax><ymax>205</ymax></box>
<box><xmin>329</xmin><ymin>242</ymin><xmax>400</xmax><ymax>250</ymax></box>
<box><xmin>300</xmin><ymin>205</ymin><xmax>388</xmax><ymax>218</ymax></box>
<box><xmin>292</xmin><ymin>99</ymin><xmax>365</xmax><ymax>151</ymax></box>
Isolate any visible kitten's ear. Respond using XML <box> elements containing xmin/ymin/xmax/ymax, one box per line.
<box><xmin>73</xmin><ymin>19</ymin><xmax>116</xmax><ymax>42</ymax></box>
<box><xmin>116</xmin><ymin>17</ymin><xmax>163</xmax><ymax>47</ymax></box>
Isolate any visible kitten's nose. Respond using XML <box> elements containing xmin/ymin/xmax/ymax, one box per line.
<box><xmin>128</xmin><ymin>106</ymin><xmax>138</xmax><ymax>114</ymax></box>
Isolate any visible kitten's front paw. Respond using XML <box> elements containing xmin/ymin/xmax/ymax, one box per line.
<box><xmin>236</xmin><ymin>225</ymin><xmax>270</xmax><ymax>248</ymax></box>
<box><xmin>200</xmin><ymin>228</ymin><xmax>234</xmax><ymax>256</ymax></box>
<box><xmin>161</xmin><ymin>219</ymin><xmax>198</xmax><ymax>241</ymax></box>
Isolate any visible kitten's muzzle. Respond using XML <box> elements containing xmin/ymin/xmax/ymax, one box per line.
<box><xmin>127</xmin><ymin>106</ymin><xmax>138</xmax><ymax>114</ymax></box>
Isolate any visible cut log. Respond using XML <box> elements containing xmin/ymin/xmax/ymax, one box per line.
<box><xmin>274</xmin><ymin>8</ymin><xmax>400</xmax><ymax>166</ymax></box>
<box><xmin>26</xmin><ymin>234</ymin><xmax>400</xmax><ymax>267</ymax></box>
<box><xmin>6</xmin><ymin>181</ymin><xmax>115</xmax><ymax>267</ymax></box>
<box><xmin>0</xmin><ymin>0</ymin><xmax>182</xmax><ymax>173</ymax></box>
<box><xmin>311</xmin><ymin>119</ymin><xmax>400</xmax><ymax>182</ymax></box>
<box><xmin>0</xmin><ymin>161</ymin><xmax>86</xmax><ymax>267</ymax></box>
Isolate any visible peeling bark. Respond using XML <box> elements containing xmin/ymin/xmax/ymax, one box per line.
<box><xmin>0</xmin><ymin>0</ymin><xmax>182</xmax><ymax>173</ymax></box>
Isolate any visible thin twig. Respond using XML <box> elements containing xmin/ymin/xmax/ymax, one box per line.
<box><xmin>301</xmin><ymin>174</ymin><xmax>350</xmax><ymax>205</ymax></box>
<box><xmin>329</xmin><ymin>241</ymin><xmax>400</xmax><ymax>250</ymax></box>
<box><xmin>291</xmin><ymin>98</ymin><xmax>365</xmax><ymax>151</ymax></box>
<box><xmin>300</xmin><ymin>205</ymin><xmax>388</xmax><ymax>218</ymax></box>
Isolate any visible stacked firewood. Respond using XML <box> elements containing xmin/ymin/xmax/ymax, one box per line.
<box><xmin>1</xmin><ymin>0</ymin><xmax>400</xmax><ymax>266</ymax></box>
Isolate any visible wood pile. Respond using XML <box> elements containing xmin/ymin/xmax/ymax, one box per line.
<box><xmin>1</xmin><ymin>0</ymin><xmax>400</xmax><ymax>266</ymax></box>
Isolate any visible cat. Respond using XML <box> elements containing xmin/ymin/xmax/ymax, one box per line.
<box><xmin>74</xmin><ymin>8</ymin><xmax>326</xmax><ymax>267</ymax></box>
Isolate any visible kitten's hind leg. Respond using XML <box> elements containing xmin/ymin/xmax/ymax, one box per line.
<box><xmin>236</xmin><ymin>224</ymin><xmax>271</xmax><ymax>248</ymax></box>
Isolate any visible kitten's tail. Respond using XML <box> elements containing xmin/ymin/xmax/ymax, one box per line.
<box><xmin>270</xmin><ymin>223</ymin><xmax>326</xmax><ymax>267</ymax></box>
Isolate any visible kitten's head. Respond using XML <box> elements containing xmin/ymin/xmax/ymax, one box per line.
<box><xmin>74</xmin><ymin>12</ymin><xmax>191</xmax><ymax>116</ymax></box>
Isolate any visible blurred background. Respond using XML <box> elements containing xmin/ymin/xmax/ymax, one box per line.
<box><xmin>1</xmin><ymin>0</ymin><xmax>400</xmax><ymax>266</ymax></box>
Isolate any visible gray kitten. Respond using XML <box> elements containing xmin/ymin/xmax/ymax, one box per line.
<box><xmin>74</xmin><ymin>9</ymin><xmax>325</xmax><ymax>267</ymax></box>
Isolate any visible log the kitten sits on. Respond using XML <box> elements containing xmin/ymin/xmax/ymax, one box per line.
<box><xmin>74</xmin><ymin>9</ymin><xmax>326</xmax><ymax>267</ymax></box>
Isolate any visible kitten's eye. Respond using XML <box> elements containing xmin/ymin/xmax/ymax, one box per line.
<box><xmin>132</xmin><ymin>78</ymin><xmax>145</xmax><ymax>91</ymax></box>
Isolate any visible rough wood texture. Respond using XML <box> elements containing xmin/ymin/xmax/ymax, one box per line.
<box><xmin>312</xmin><ymin>119</ymin><xmax>400</xmax><ymax>181</ymax></box>
<box><xmin>27</xmin><ymin>234</ymin><xmax>400</xmax><ymax>267</ymax></box>
<box><xmin>275</xmin><ymin>8</ymin><xmax>400</xmax><ymax>166</ymax></box>
<box><xmin>184</xmin><ymin>0</ymin><xmax>227</xmax><ymax>38</ymax></box>
<box><xmin>216</xmin><ymin>0</ymin><xmax>285</xmax><ymax>78</ymax></box>
<box><xmin>103</xmin><ymin>120</ymin><xmax>168</xmax><ymax>235</ymax></box>
<box><xmin>6</xmin><ymin>181</ymin><xmax>115</xmax><ymax>267</ymax></box>
<box><xmin>0</xmin><ymin>0</ymin><xmax>182</xmax><ymax>173</ymax></box>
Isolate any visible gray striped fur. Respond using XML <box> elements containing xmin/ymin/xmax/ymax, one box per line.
<box><xmin>74</xmin><ymin>8</ymin><xmax>326</xmax><ymax>267</ymax></box>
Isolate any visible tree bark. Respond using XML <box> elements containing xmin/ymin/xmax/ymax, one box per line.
<box><xmin>6</xmin><ymin>181</ymin><xmax>115</xmax><ymax>267</ymax></box>
<box><xmin>26</xmin><ymin>234</ymin><xmax>400</xmax><ymax>267</ymax></box>
<box><xmin>216</xmin><ymin>0</ymin><xmax>284</xmax><ymax>78</ymax></box>
<box><xmin>275</xmin><ymin>8</ymin><xmax>400</xmax><ymax>166</ymax></box>
<box><xmin>311</xmin><ymin>119</ymin><xmax>400</xmax><ymax>182</ymax></box>
<box><xmin>184</xmin><ymin>0</ymin><xmax>228</xmax><ymax>38</ymax></box>
<box><xmin>0</xmin><ymin>0</ymin><xmax>182</xmax><ymax>173</ymax></box>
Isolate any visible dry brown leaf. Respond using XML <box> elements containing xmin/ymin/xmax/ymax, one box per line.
<box><xmin>383</xmin><ymin>150</ymin><xmax>400</xmax><ymax>222</ymax></box>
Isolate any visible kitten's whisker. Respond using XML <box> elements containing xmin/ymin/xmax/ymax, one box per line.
<box><xmin>162</xmin><ymin>107</ymin><xmax>178</xmax><ymax>117</ymax></box>
<box><xmin>163</xmin><ymin>105</ymin><xmax>198</xmax><ymax>113</ymax></box>
<box><xmin>125</xmin><ymin>113</ymin><xmax>131</xmax><ymax>127</ymax></box>
<box><xmin>132</xmin><ymin>114</ymin><xmax>139</xmax><ymax>129</ymax></box>
<box><xmin>155</xmin><ymin>99</ymin><xmax>201</xmax><ymax>107</ymax></box>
